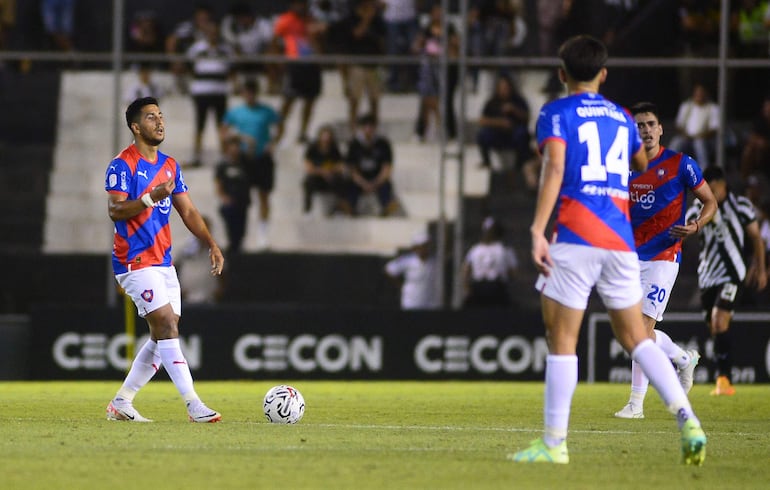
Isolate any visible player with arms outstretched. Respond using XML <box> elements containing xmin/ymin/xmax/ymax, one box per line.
<box><xmin>510</xmin><ymin>35</ymin><xmax>707</xmax><ymax>465</ymax></box>
<box><xmin>105</xmin><ymin>97</ymin><xmax>224</xmax><ymax>423</ymax></box>
<box><xmin>615</xmin><ymin>102</ymin><xmax>717</xmax><ymax>419</ymax></box>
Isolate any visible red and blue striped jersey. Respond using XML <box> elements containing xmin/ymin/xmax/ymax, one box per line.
<box><xmin>536</xmin><ymin>92</ymin><xmax>642</xmax><ymax>251</ymax></box>
<box><xmin>629</xmin><ymin>147</ymin><xmax>704</xmax><ymax>262</ymax></box>
<box><xmin>105</xmin><ymin>144</ymin><xmax>188</xmax><ymax>274</ymax></box>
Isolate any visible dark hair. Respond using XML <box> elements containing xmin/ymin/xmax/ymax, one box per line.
<box><xmin>357</xmin><ymin>113</ymin><xmax>377</xmax><ymax>127</ymax></box>
<box><xmin>125</xmin><ymin>97</ymin><xmax>159</xmax><ymax>129</ymax></box>
<box><xmin>630</xmin><ymin>101</ymin><xmax>659</xmax><ymax>120</ymax></box>
<box><xmin>702</xmin><ymin>165</ymin><xmax>725</xmax><ymax>183</ymax></box>
<box><xmin>242</xmin><ymin>78</ymin><xmax>259</xmax><ymax>93</ymax></box>
<box><xmin>558</xmin><ymin>35</ymin><xmax>608</xmax><ymax>82</ymax></box>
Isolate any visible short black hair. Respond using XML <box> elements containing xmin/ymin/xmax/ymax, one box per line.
<box><xmin>357</xmin><ymin>113</ymin><xmax>377</xmax><ymax>127</ymax></box>
<box><xmin>630</xmin><ymin>101</ymin><xmax>659</xmax><ymax>120</ymax></box>
<box><xmin>703</xmin><ymin>165</ymin><xmax>725</xmax><ymax>183</ymax></box>
<box><xmin>125</xmin><ymin>97</ymin><xmax>159</xmax><ymax>129</ymax></box>
<box><xmin>242</xmin><ymin>77</ymin><xmax>259</xmax><ymax>93</ymax></box>
<box><xmin>558</xmin><ymin>35</ymin><xmax>608</xmax><ymax>83</ymax></box>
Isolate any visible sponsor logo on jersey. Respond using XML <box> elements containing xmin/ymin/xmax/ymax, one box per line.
<box><xmin>120</xmin><ymin>171</ymin><xmax>127</xmax><ymax>191</ymax></box>
<box><xmin>108</xmin><ymin>173</ymin><xmax>117</xmax><ymax>187</ymax></box>
<box><xmin>157</xmin><ymin>196</ymin><xmax>172</xmax><ymax>215</ymax></box>
<box><xmin>141</xmin><ymin>289</ymin><xmax>154</xmax><ymax>302</ymax></box>
<box><xmin>137</xmin><ymin>170</ymin><xmax>148</xmax><ymax>179</ymax></box>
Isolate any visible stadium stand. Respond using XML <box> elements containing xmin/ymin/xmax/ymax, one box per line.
<box><xmin>0</xmin><ymin>70</ymin><xmax>60</xmax><ymax>253</ymax></box>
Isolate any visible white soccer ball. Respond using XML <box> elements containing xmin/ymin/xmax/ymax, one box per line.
<box><xmin>263</xmin><ymin>385</ymin><xmax>305</xmax><ymax>424</ymax></box>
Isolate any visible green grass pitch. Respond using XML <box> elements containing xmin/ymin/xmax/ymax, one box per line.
<box><xmin>0</xmin><ymin>381</ymin><xmax>768</xmax><ymax>489</ymax></box>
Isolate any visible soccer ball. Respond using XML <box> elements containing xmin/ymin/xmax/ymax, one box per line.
<box><xmin>263</xmin><ymin>385</ymin><xmax>305</xmax><ymax>424</ymax></box>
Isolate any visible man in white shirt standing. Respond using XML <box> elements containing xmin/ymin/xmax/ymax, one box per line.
<box><xmin>385</xmin><ymin>230</ymin><xmax>441</xmax><ymax>310</ymax></box>
<box><xmin>668</xmin><ymin>82</ymin><xmax>720</xmax><ymax>170</ymax></box>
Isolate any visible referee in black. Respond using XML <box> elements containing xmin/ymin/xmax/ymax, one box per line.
<box><xmin>686</xmin><ymin>166</ymin><xmax>767</xmax><ymax>395</ymax></box>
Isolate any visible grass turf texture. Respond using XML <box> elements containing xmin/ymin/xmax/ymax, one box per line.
<box><xmin>0</xmin><ymin>381</ymin><xmax>767</xmax><ymax>489</ymax></box>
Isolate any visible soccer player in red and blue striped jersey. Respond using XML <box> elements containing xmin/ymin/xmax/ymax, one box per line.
<box><xmin>512</xmin><ymin>36</ymin><xmax>707</xmax><ymax>465</ymax></box>
<box><xmin>104</xmin><ymin>97</ymin><xmax>224</xmax><ymax>423</ymax></box>
<box><xmin>614</xmin><ymin>102</ymin><xmax>717</xmax><ymax>419</ymax></box>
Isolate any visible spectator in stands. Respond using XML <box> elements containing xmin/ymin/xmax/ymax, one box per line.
<box><xmin>273</xmin><ymin>0</ymin><xmax>328</xmax><ymax>144</ymax></box>
<box><xmin>220</xmin><ymin>2</ymin><xmax>274</xmax><ymax>77</ymax></box>
<box><xmin>677</xmin><ymin>0</ymin><xmax>720</xmax><ymax>96</ymax></box>
<box><xmin>536</xmin><ymin>0</ymin><xmax>570</xmax><ymax>57</ymax></box>
<box><xmin>346</xmin><ymin>113</ymin><xmax>398</xmax><ymax>216</ymax></box>
<box><xmin>41</xmin><ymin>0</ymin><xmax>75</xmax><ymax>52</ymax></box>
<box><xmin>338</xmin><ymin>0</ymin><xmax>386</xmax><ymax>132</ymax></box>
<box><xmin>382</xmin><ymin>0</ymin><xmax>418</xmax><ymax>93</ymax></box>
<box><xmin>310</xmin><ymin>0</ymin><xmax>350</xmax><ymax>23</ymax></box>
<box><xmin>668</xmin><ymin>82</ymin><xmax>720</xmax><ymax>170</ymax></box>
<box><xmin>215</xmin><ymin>135</ymin><xmax>251</xmax><ymax>256</ymax></box>
<box><xmin>127</xmin><ymin>10</ymin><xmax>164</xmax><ymax>56</ymax></box>
<box><xmin>186</xmin><ymin>19</ymin><xmax>236</xmax><ymax>167</ymax></box>
<box><xmin>176</xmin><ymin>216</ymin><xmax>221</xmax><ymax>304</ymax></box>
<box><xmin>303</xmin><ymin>125</ymin><xmax>351</xmax><ymax>215</ymax></box>
<box><xmin>0</xmin><ymin>0</ymin><xmax>14</xmax><ymax>63</ymax></box>
<box><xmin>384</xmin><ymin>230</ymin><xmax>442</xmax><ymax>310</ymax></box>
<box><xmin>476</xmin><ymin>74</ymin><xmax>531</xmax><ymax>173</ymax></box>
<box><xmin>221</xmin><ymin>78</ymin><xmax>282</xmax><ymax>250</ymax></box>
<box><xmin>462</xmin><ymin>216</ymin><xmax>518</xmax><ymax>308</ymax></box>
<box><xmin>732</xmin><ymin>0</ymin><xmax>769</xmax><ymax>58</ymax></box>
<box><xmin>413</xmin><ymin>3</ymin><xmax>460</xmax><ymax>142</ymax></box>
<box><xmin>165</xmin><ymin>3</ymin><xmax>214</xmax><ymax>94</ymax></box>
<box><xmin>123</xmin><ymin>62</ymin><xmax>165</xmax><ymax>105</ymax></box>
<box><xmin>740</xmin><ymin>93</ymin><xmax>770</xmax><ymax>180</ymax></box>
<box><xmin>479</xmin><ymin>0</ymin><xmax>528</xmax><ymax>57</ymax></box>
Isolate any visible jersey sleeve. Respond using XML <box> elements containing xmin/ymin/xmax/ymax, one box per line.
<box><xmin>736</xmin><ymin>195</ymin><xmax>758</xmax><ymax>226</ymax></box>
<box><xmin>105</xmin><ymin>158</ymin><xmax>131</xmax><ymax>195</ymax></box>
<box><xmin>679</xmin><ymin>154</ymin><xmax>704</xmax><ymax>189</ymax></box>
<box><xmin>535</xmin><ymin>103</ymin><xmax>565</xmax><ymax>150</ymax></box>
<box><xmin>173</xmin><ymin>160</ymin><xmax>189</xmax><ymax>194</ymax></box>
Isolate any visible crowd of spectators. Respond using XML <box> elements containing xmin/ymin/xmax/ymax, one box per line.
<box><xmin>3</xmin><ymin>0</ymin><xmax>770</xmax><ymax>308</ymax></box>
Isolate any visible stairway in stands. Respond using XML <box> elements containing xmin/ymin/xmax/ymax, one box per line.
<box><xmin>0</xmin><ymin>70</ymin><xmax>60</xmax><ymax>253</ymax></box>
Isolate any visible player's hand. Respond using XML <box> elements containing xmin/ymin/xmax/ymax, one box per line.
<box><xmin>151</xmin><ymin>178</ymin><xmax>175</xmax><ymax>201</ymax></box>
<box><xmin>669</xmin><ymin>220</ymin><xmax>698</xmax><ymax>239</ymax></box>
<box><xmin>209</xmin><ymin>245</ymin><xmax>224</xmax><ymax>276</ymax></box>
<box><xmin>531</xmin><ymin>231</ymin><xmax>553</xmax><ymax>276</ymax></box>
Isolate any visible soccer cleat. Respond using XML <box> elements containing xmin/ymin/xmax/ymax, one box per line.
<box><xmin>508</xmin><ymin>438</ymin><xmax>569</xmax><ymax>464</ymax></box>
<box><xmin>187</xmin><ymin>400</ymin><xmax>222</xmax><ymax>423</ymax></box>
<box><xmin>709</xmin><ymin>375</ymin><xmax>736</xmax><ymax>396</ymax></box>
<box><xmin>614</xmin><ymin>403</ymin><xmax>644</xmax><ymax>419</ymax></box>
<box><xmin>678</xmin><ymin>349</ymin><xmax>700</xmax><ymax>393</ymax></box>
<box><xmin>106</xmin><ymin>398</ymin><xmax>152</xmax><ymax>422</ymax></box>
<box><xmin>680</xmin><ymin>419</ymin><xmax>707</xmax><ymax>466</ymax></box>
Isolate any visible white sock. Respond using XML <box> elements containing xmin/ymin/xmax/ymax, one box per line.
<box><xmin>629</xmin><ymin>359</ymin><xmax>648</xmax><ymax>405</ymax></box>
<box><xmin>116</xmin><ymin>340</ymin><xmax>161</xmax><ymax>402</ymax></box>
<box><xmin>632</xmin><ymin>339</ymin><xmax>698</xmax><ymax>426</ymax></box>
<box><xmin>654</xmin><ymin>329</ymin><xmax>690</xmax><ymax>370</ymax></box>
<box><xmin>157</xmin><ymin>338</ymin><xmax>198</xmax><ymax>403</ymax></box>
<box><xmin>543</xmin><ymin>354</ymin><xmax>578</xmax><ymax>448</ymax></box>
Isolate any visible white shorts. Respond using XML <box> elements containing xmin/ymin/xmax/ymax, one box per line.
<box><xmin>115</xmin><ymin>266</ymin><xmax>182</xmax><ymax>318</ymax></box>
<box><xmin>639</xmin><ymin>260</ymin><xmax>679</xmax><ymax>322</ymax></box>
<box><xmin>535</xmin><ymin>243</ymin><xmax>642</xmax><ymax>310</ymax></box>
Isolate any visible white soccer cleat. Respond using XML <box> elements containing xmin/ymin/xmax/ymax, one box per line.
<box><xmin>614</xmin><ymin>402</ymin><xmax>644</xmax><ymax>419</ymax></box>
<box><xmin>106</xmin><ymin>398</ymin><xmax>152</xmax><ymax>422</ymax></box>
<box><xmin>187</xmin><ymin>400</ymin><xmax>222</xmax><ymax>423</ymax></box>
<box><xmin>678</xmin><ymin>349</ymin><xmax>700</xmax><ymax>394</ymax></box>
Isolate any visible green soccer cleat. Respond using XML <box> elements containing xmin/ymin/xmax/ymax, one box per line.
<box><xmin>508</xmin><ymin>438</ymin><xmax>569</xmax><ymax>464</ymax></box>
<box><xmin>680</xmin><ymin>419</ymin><xmax>707</xmax><ymax>466</ymax></box>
